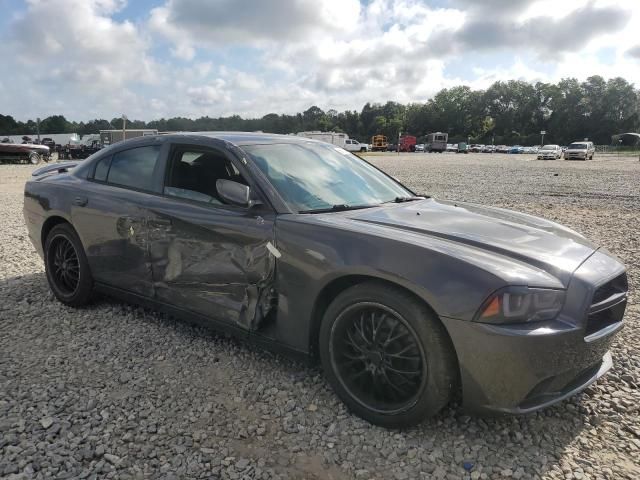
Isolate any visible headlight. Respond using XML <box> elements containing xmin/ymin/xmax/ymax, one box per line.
<box><xmin>474</xmin><ymin>286</ymin><xmax>565</xmax><ymax>324</ymax></box>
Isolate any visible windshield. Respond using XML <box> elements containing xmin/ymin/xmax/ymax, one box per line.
<box><xmin>569</xmin><ymin>143</ymin><xmax>587</xmax><ymax>149</ymax></box>
<box><xmin>243</xmin><ymin>142</ymin><xmax>413</xmax><ymax>212</ymax></box>
<box><xmin>541</xmin><ymin>145</ymin><xmax>557</xmax><ymax>150</ymax></box>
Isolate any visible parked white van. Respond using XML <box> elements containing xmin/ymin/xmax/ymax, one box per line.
<box><xmin>296</xmin><ymin>131</ymin><xmax>369</xmax><ymax>152</ymax></box>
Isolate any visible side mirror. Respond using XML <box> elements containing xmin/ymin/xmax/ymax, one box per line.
<box><xmin>216</xmin><ymin>179</ymin><xmax>261</xmax><ymax>208</ymax></box>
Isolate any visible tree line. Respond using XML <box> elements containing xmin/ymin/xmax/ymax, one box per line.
<box><xmin>1</xmin><ymin>76</ymin><xmax>638</xmax><ymax>146</ymax></box>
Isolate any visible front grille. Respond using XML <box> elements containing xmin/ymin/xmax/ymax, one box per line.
<box><xmin>585</xmin><ymin>273</ymin><xmax>628</xmax><ymax>337</ymax></box>
<box><xmin>592</xmin><ymin>273</ymin><xmax>628</xmax><ymax>304</ymax></box>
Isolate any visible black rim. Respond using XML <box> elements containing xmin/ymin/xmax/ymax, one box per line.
<box><xmin>329</xmin><ymin>302</ymin><xmax>427</xmax><ymax>414</ymax></box>
<box><xmin>48</xmin><ymin>234</ymin><xmax>80</xmax><ymax>296</ymax></box>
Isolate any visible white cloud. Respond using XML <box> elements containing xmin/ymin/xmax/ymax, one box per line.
<box><xmin>11</xmin><ymin>0</ymin><xmax>157</xmax><ymax>87</ymax></box>
<box><xmin>187</xmin><ymin>80</ymin><xmax>231</xmax><ymax>106</ymax></box>
<box><xmin>149</xmin><ymin>0</ymin><xmax>361</xmax><ymax>57</ymax></box>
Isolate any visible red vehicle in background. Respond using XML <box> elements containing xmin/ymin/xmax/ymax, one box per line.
<box><xmin>398</xmin><ymin>135</ymin><xmax>417</xmax><ymax>152</ymax></box>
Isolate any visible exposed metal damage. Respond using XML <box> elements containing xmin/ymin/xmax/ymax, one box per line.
<box><xmin>148</xmin><ymin>218</ymin><xmax>277</xmax><ymax>331</ymax></box>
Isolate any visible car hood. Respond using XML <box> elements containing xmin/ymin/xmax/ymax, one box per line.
<box><xmin>329</xmin><ymin>199</ymin><xmax>597</xmax><ymax>284</ymax></box>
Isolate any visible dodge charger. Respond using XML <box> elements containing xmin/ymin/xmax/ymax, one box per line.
<box><xmin>23</xmin><ymin>133</ymin><xmax>628</xmax><ymax>428</ymax></box>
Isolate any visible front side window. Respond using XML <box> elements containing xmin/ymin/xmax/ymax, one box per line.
<box><xmin>93</xmin><ymin>155</ymin><xmax>111</xmax><ymax>181</ymax></box>
<box><xmin>243</xmin><ymin>142</ymin><xmax>412</xmax><ymax>212</ymax></box>
<box><xmin>164</xmin><ymin>147</ymin><xmax>248</xmax><ymax>206</ymax></box>
<box><xmin>107</xmin><ymin>145</ymin><xmax>161</xmax><ymax>191</ymax></box>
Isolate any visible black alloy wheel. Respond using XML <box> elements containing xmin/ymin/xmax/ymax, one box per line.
<box><xmin>319</xmin><ymin>281</ymin><xmax>457</xmax><ymax>428</ymax></box>
<box><xmin>45</xmin><ymin>223</ymin><xmax>93</xmax><ymax>306</ymax></box>
<box><xmin>48</xmin><ymin>234</ymin><xmax>80</xmax><ymax>295</ymax></box>
<box><xmin>329</xmin><ymin>303</ymin><xmax>427</xmax><ymax>415</ymax></box>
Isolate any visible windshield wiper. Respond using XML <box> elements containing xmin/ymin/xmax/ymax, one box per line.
<box><xmin>298</xmin><ymin>204</ymin><xmax>378</xmax><ymax>214</ymax></box>
<box><xmin>386</xmin><ymin>196</ymin><xmax>427</xmax><ymax>203</ymax></box>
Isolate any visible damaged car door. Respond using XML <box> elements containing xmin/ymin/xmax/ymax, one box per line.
<box><xmin>146</xmin><ymin>142</ymin><xmax>276</xmax><ymax>331</ymax></box>
<box><xmin>73</xmin><ymin>144</ymin><xmax>163</xmax><ymax>297</ymax></box>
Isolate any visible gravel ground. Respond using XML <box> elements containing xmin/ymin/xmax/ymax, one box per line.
<box><xmin>1</xmin><ymin>153</ymin><xmax>639</xmax><ymax>480</ymax></box>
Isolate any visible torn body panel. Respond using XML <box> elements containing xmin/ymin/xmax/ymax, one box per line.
<box><xmin>144</xmin><ymin>193</ymin><xmax>277</xmax><ymax>330</ymax></box>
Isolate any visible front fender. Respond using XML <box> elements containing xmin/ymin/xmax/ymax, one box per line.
<box><xmin>270</xmin><ymin>215</ymin><xmax>528</xmax><ymax>354</ymax></box>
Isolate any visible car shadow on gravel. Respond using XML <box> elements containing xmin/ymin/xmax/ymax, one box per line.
<box><xmin>0</xmin><ymin>272</ymin><xmax>601</xmax><ymax>479</ymax></box>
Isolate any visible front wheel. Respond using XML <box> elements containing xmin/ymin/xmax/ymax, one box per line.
<box><xmin>319</xmin><ymin>282</ymin><xmax>457</xmax><ymax>428</ymax></box>
<box><xmin>44</xmin><ymin>223</ymin><xmax>93</xmax><ymax>306</ymax></box>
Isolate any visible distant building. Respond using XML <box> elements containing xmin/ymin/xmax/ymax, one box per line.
<box><xmin>99</xmin><ymin>129</ymin><xmax>158</xmax><ymax>146</ymax></box>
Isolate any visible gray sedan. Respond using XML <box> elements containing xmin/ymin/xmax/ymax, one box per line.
<box><xmin>23</xmin><ymin>133</ymin><xmax>628</xmax><ymax>428</ymax></box>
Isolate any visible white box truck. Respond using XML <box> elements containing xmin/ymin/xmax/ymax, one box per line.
<box><xmin>296</xmin><ymin>131</ymin><xmax>369</xmax><ymax>152</ymax></box>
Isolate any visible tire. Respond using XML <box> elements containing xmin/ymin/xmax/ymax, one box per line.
<box><xmin>44</xmin><ymin>223</ymin><xmax>93</xmax><ymax>307</ymax></box>
<box><xmin>319</xmin><ymin>281</ymin><xmax>457</xmax><ymax>428</ymax></box>
<box><xmin>29</xmin><ymin>152</ymin><xmax>41</xmax><ymax>165</ymax></box>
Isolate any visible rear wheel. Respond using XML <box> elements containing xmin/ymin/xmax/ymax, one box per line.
<box><xmin>44</xmin><ymin>223</ymin><xmax>93</xmax><ymax>306</ymax></box>
<box><xmin>319</xmin><ymin>282</ymin><xmax>457</xmax><ymax>428</ymax></box>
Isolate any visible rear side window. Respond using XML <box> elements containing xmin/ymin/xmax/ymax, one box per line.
<box><xmin>93</xmin><ymin>156</ymin><xmax>111</xmax><ymax>181</ymax></box>
<box><xmin>107</xmin><ymin>146</ymin><xmax>161</xmax><ymax>191</ymax></box>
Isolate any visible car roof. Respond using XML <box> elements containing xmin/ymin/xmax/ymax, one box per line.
<box><xmin>160</xmin><ymin>131</ymin><xmax>319</xmax><ymax>146</ymax></box>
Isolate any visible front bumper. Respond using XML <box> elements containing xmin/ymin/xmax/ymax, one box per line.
<box><xmin>442</xmin><ymin>250</ymin><xmax>627</xmax><ymax>414</ymax></box>
<box><xmin>564</xmin><ymin>152</ymin><xmax>588</xmax><ymax>160</ymax></box>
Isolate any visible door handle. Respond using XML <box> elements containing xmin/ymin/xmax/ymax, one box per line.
<box><xmin>73</xmin><ymin>196</ymin><xmax>88</xmax><ymax>207</ymax></box>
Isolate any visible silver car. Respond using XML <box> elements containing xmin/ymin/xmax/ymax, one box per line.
<box><xmin>537</xmin><ymin>145</ymin><xmax>562</xmax><ymax>160</ymax></box>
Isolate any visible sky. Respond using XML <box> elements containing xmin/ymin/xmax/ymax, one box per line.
<box><xmin>1</xmin><ymin>0</ymin><xmax>639</xmax><ymax>121</ymax></box>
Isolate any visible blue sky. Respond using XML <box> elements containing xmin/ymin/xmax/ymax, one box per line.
<box><xmin>1</xmin><ymin>0</ymin><xmax>639</xmax><ymax>121</ymax></box>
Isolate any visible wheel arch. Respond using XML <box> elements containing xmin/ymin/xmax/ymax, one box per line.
<box><xmin>308</xmin><ymin>274</ymin><xmax>455</xmax><ymax>360</ymax></box>
<box><xmin>41</xmin><ymin>215</ymin><xmax>71</xmax><ymax>251</ymax></box>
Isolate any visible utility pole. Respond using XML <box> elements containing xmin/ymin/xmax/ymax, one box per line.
<box><xmin>540</xmin><ymin>130</ymin><xmax>546</xmax><ymax>146</ymax></box>
<box><xmin>122</xmin><ymin>114</ymin><xmax>127</xmax><ymax>142</ymax></box>
<box><xmin>618</xmin><ymin>138</ymin><xmax>622</xmax><ymax>160</ymax></box>
<box><xmin>36</xmin><ymin>117</ymin><xmax>41</xmax><ymax>143</ymax></box>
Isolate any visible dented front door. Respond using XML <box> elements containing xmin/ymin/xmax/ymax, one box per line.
<box><xmin>146</xmin><ymin>197</ymin><xmax>276</xmax><ymax>330</ymax></box>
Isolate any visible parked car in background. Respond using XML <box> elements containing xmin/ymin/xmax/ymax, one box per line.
<box><xmin>297</xmin><ymin>131</ymin><xmax>368</xmax><ymax>152</ymax></box>
<box><xmin>386</xmin><ymin>143</ymin><xmax>397</xmax><ymax>152</ymax></box>
<box><xmin>446</xmin><ymin>143</ymin><xmax>457</xmax><ymax>152</ymax></box>
<box><xmin>482</xmin><ymin>145</ymin><xmax>495</xmax><ymax>153</ymax></box>
<box><xmin>495</xmin><ymin>145</ymin><xmax>509</xmax><ymax>153</ymax></box>
<box><xmin>457</xmin><ymin>142</ymin><xmax>469</xmax><ymax>153</ymax></box>
<box><xmin>509</xmin><ymin>145</ymin><xmax>524</xmax><ymax>154</ymax></box>
<box><xmin>415</xmin><ymin>143</ymin><xmax>425</xmax><ymax>152</ymax></box>
<box><xmin>537</xmin><ymin>145</ymin><xmax>562</xmax><ymax>160</ymax></box>
<box><xmin>470</xmin><ymin>144</ymin><xmax>483</xmax><ymax>153</ymax></box>
<box><xmin>564</xmin><ymin>141</ymin><xmax>595</xmax><ymax>160</ymax></box>
<box><xmin>25</xmin><ymin>132</ymin><xmax>628</xmax><ymax>428</ymax></box>
<box><xmin>344</xmin><ymin>138</ymin><xmax>369</xmax><ymax>152</ymax></box>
